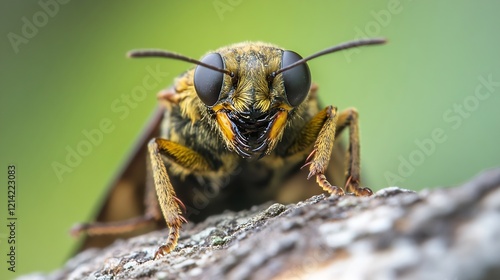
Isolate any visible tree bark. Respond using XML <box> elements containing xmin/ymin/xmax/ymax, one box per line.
<box><xmin>21</xmin><ymin>168</ymin><xmax>500</xmax><ymax>280</ymax></box>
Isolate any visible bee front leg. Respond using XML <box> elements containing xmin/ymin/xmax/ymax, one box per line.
<box><xmin>148</xmin><ymin>138</ymin><xmax>213</xmax><ymax>259</ymax></box>
<box><xmin>304</xmin><ymin>106</ymin><xmax>345</xmax><ymax>196</ymax></box>
<box><xmin>288</xmin><ymin>106</ymin><xmax>372</xmax><ymax>197</ymax></box>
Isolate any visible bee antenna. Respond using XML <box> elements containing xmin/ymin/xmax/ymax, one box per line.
<box><xmin>127</xmin><ymin>49</ymin><xmax>233</xmax><ymax>76</ymax></box>
<box><xmin>274</xmin><ymin>38</ymin><xmax>387</xmax><ymax>76</ymax></box>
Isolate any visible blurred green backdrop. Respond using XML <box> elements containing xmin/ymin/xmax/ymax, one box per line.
<box><xmin>1</xmin><ymin>0</ymin><xmax>499</xmax><ymax>277</ymax></box>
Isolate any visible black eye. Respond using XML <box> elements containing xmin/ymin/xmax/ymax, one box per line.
<box><xmin>194</xmin><ymin>53</ymin><xmax>224</xmax><ymax>106</ymax></box>
<box><xmin>281</xmin><ymin>50</ymin><xmax>311</xmax><ymax>107</ymax></box>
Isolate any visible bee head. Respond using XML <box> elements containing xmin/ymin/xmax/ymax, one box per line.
<box><xmin>128</xmin><ymin>38</ymin><xmax>386</xmax><ymax>159</ymax></box>
<box><xmin>191</xmin><ymin>43</ymin><xmax>314</xmax><ymax>159</ymax></box>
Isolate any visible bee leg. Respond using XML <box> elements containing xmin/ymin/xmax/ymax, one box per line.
<box><xmin>291</xmin><ymin>106</ymin><xmax>372</xmax><ymax>197</ymax></box>
<box><xmin>304</xmin><ymin>106</ymin><xmax>346</xmax><ymax>196</ymax></box>
<box><xmin>335</xmin><ymin>108</ymin><xmax>373</xmax><ymax>196</ymax></box>
<box><xmin>71</xmin><ymin>214</ymin><xmax>160</xmax><ymax>237</ymax></box>
<box><xmin>148</xmin><ymin>138</ymin><xmax>212</xmax><ymax>259</ymax></box>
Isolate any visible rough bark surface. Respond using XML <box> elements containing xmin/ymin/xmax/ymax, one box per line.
<box><xmin>21</xmin><ymin>168</ymin><xmax>500</xmax><ymax>280</ymax></box>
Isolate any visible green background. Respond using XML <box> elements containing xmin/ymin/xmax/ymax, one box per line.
<box><xmin>1</xmin><ymin>0</ymin><xmax>499</xmax><ymax>277</ymax></box>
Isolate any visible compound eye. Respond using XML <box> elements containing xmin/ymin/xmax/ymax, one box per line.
<box><xmin>194</xmin><ymin>53</ymin><xmax>224</xmax><ymax>106</ymax></box>
<box><xmin>281</xmin><ymin>50</ymin><xmax>311</xmax><ymax>107</ymax></box>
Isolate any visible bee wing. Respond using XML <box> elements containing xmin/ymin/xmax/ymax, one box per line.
<box><xmin>75</xmin><ymin>105</ymin><xmax>165</xmax><ymax>252</ymax></box>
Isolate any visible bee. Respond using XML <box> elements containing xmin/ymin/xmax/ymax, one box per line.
<box><xmin>72</xmin><ymin>38</ymin><xmax>386</xmax><ymax>259</ymax></box>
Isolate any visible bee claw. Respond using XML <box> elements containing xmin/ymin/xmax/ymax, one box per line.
<box><xmin>344</xmin><ymin>176</ymin><xmax>373</xmax><ymax>196</ymax></box>
<box><xmin>305</xmin><ymin>148</ymin><xmax>317</xmax><ymax>163</ymax></box>
<box><xmin>154</xmin><ymin>245</ymin><xmax>169</xmax><ymax>260</ymax></box>
<box><xmin>180</xmin><ymin>216</ymin><xmax>188</xmax><ymax>224</ymax></box>
<box><xmin>173</xmin><ymin>196</ymin><xmax>187</xmax><ymax>214</ymax></box>
<box><xmin>301</xmin><ymin>161</ymin><xmax>313</xmax><ymax>170</ymax></box>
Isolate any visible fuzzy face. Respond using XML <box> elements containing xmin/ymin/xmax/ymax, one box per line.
<box><xmin>195</xmin><ymin>42</ymin><xmax>311</xmax><ymax>159</ymax></box>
